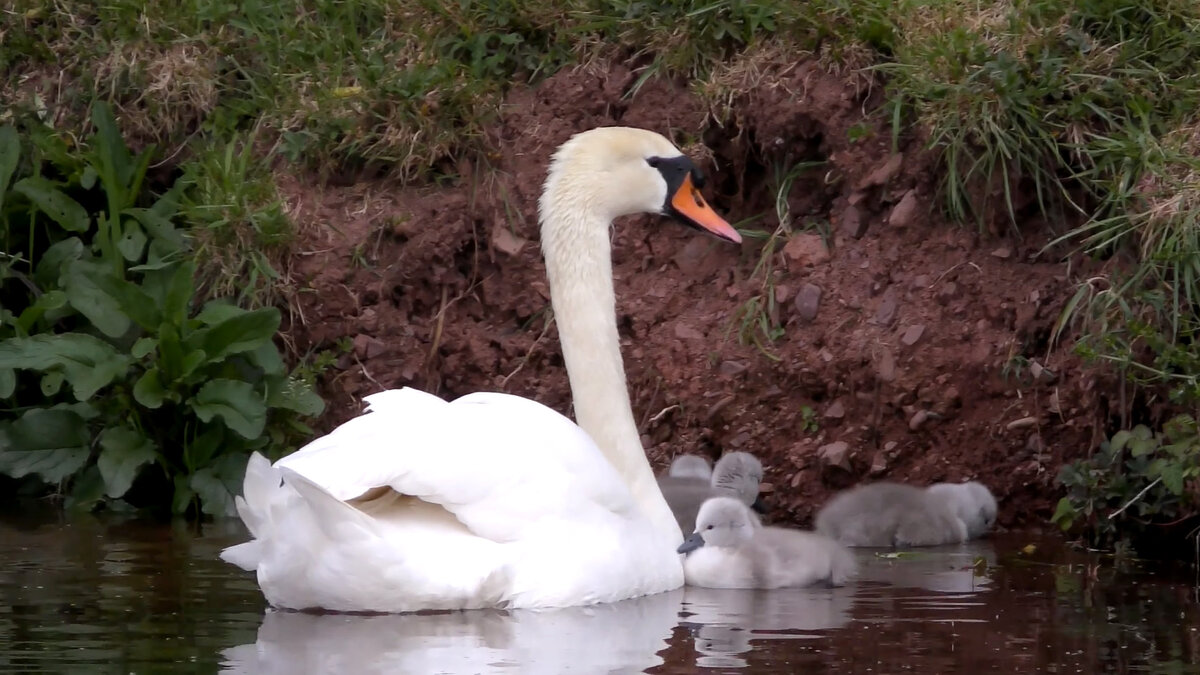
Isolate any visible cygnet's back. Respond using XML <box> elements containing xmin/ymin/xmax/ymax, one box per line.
<box><xmin>678</xmin><ymin>497</ymin><xmax>857</xmax><ymax>589</ymax></box>
<box><xmin>658</xmin><ymin>452</ymin><xmax>763</xmax><ymax>534</ymax></box>
<box><xmin>814</xmin><ymin>482</ymin><xmax>967</xmax><ymax>548</ymax></box>
<box><xmin>926</xmin><ymin>481</ymin><xmax>997</xmax><ymax>538</ymax></box>
<box><xmin>662</xmin><ymin>454</ymin><xmax>713</xmax><ymax>480</ymax></box>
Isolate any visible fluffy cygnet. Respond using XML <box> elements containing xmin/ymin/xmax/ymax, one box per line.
<box><xmin>677</xmin><ymin>497</ymin><xmax>857</xmax><ymax>589</ymax></box>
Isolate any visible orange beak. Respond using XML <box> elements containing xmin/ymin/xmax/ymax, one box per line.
<box><xmin>669</xmin><ymin>174</ymin><xmax>741</xmax><ymax>244</ymax></box>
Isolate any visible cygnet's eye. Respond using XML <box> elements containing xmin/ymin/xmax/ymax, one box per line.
<box><xmin>706</xmin><ymin>524</ymin><xmax>714</xmax><ymax>530</ymax></box>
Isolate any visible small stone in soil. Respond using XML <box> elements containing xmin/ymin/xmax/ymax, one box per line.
<box><xmin>824</xmin><ymin>400</ymin><xmax>846</xmax><ymax>419</ymax></box>
<box><xmin>869</xmin><ymin>452</ymin><xmax>888</xmax><ymax>475</ymax></box>
<box><xmin>908</xmin><ymin>410</ymin><xmax>930</xmax><ymax>431</ymax></box>
<box><xmin>990</xmin><ymin>246</ymin><xmax>1013</xmax><ymax>259</ymax></box>
<box><xmin>859</xmin><ymin>153</ymin><xmax>904</xmax><ymax>189</ymax></box>
<box><xmin>888</xmin><ymin>190</ymin><xmax>920</xmax><ymax>228</ymax></box>
<box><xmin>783</xmin><ymin>234</ymin><xmax>830</xmax><ymax>270</ymax></box>
<box><xmin>718</xmin><ymin>361</ymin><xmax>748</xmax><ymax>377</ymax></box>
<box><xmin>817</xmin><ymin>441</ymin><xmax>852</xmax><ymax>471</ymax></box>
<box><xmin>674</xmin><ymin>323</ymin><xmax>705</xmax><ymax>340</ymax></box>
<box><xmin>876</xmin><ymin>349</ymin><xmax>897</xmax><ymax>382</ymax></box>
<box><xmin>839</xmin><ymin>204</ymin><xmax>868</xmax><ymax>239</ymax></box>
<box><xmin>900</xmin><ymin>324</ymin><xmax>926</xmax><ymax>346</ymax></box>
<box><xmin>871</xmin><ymin>288</ymin><xmax>898</xmax><ymax>326</ymax></box>
<box><xmin>794</xmin><ymin>283</ymin><xmax>823</xmax><ymax>322</ymax></box>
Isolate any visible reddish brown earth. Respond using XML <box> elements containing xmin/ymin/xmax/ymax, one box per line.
<box><xmin>274</xmin><ymin>59</ymin><xmax>1112</xmax><ymax>530</ymax></box>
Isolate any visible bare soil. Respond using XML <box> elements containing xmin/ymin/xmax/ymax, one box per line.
<box><xmin>275</xmin><ymin>58</ymin><xmax>1113</xmax><ymax>530</ymax></box>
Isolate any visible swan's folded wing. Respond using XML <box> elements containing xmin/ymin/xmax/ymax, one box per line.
<box><xmin>275</xmin><ymin>387</ymin><xmax>637</xmax><ymax>543</ymax></box>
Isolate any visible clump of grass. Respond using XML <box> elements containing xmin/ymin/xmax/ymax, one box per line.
<box><xmin>179</xmin><ymin>133</ymin><xmax>292</xmax><ymax>309</ymax></box>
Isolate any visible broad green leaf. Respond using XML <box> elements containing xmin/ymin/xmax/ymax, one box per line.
<box><xmin>0</xmin><ymin>407</ymin><xmax>90</xmax><ymax>483</ymax></box>
<box><xmin>195</xmin><ymin>302</ymin><xmax>245</xmax><ymax>325</ymax></box>
<box><xmin>190</xmin><ymin>379</ymin><xmax>267</xmax><ymax>439</ymax></box>
<box><xmin>1050</xmin><ymin>497</ymin><xmax>1075</xmax><ymax>530</ymax></box>
<box><xmin>1129</xmin><ymin>437</ymin><xmax>1157</xmax><ymax>457</ymax></box>
<box><xmin>65</xmin><ymin>464</ymin><xmax>107</xmax><ymax>511</ymax></box>
<box><xmin>117</xmin><ymin>219</ymin><xmax>147</xmax><ymax>262</ymax></box>
<box><xmin>63</xmin><ymin>260</ymin><xmax>131</xmax><ymax>337</ymax></box>
<box><xmin>1108</xmin><ymin>430</ymin><xmax>1132</xmax><ymax>453</ymax></box>
<box><xmin>40</xmin><ymin>371</ymin><xmax>64</xmax><ymax>396</ymax></box>
<box><xmin>125</xmin><ymin>207</ymin><xmax>186</xmax><ymax>250</ymax></box>
<box><xmin>0</xmin><ymin>125</ymin><xmax>18</xmax><ymax>210</ymax></box>
<box><xmin>1159</xmin><ymin>463</ymin><xmax>1185</xmax><ymax>496</ymax></box>
<box><xmin>13</xmin><ymin>176</ymin><xmax>90</xmax><ymax>232</ymax></box>
<box><xmin>98</xmin><ymin>426</ymin><xmax>158</xmax><ymax>498</ymax></box>
<box><xmin>187</xmin><ymin>307</ymin><xmax>281</xmax><ymax>362</ymax></box>
<box><xmin>183</xmin><ymin>426</ymin><xmax>224</xmax><ymax>473</ymax></box>
<box><xmin>157</xmin><ymin>322</ymin><xmax>185</xmax><ymax>382</ymax></box>
<box><xmin>0</xmin><ymin>368</ymin><xmax>14</xmax><ymax>398</ymax></box>
<box><xmin>87</xmin><ymin>267</ymin><xmax>161</xmax><ymax>330</ymax></box>
<box><xmin>90</xmin><ymin>101</ymin><xmax>134</xmax><ymax>210</ymax></box>
<box><xmin>190</xmin><ymin>451</ymin><xmax>247</xmax><ymax>517</ymax></box>
<box><xmin>172</xmin><ymin>474</ymin><xmax>195</xmax><ymax>515</ymax></box>
<box><xmin>266</xmin><ymin>375</ymin><xmax>325</xmax><ymax>417</ymax></box>
<box><xmin>180</xmin><ymin>350</ymin><xmax>207</xmax><ymax>381</ymax></box>
<box><xmin>163</xmin><ymin>260</ymin><xmax>196</xmax><ymax>326</ymax></box>
<box><xmin>131</xmin><ymin>337</ymin><xmax>157</xmax><ymax>359</ymax></box>
<box><xmin>133</xmin><ymin>368</ymin><xmax>165</xmax><ymax>409</ymax></box>
<box><xmin>16</xmin><ymin>289</ymin><xmax>68</xmax><ymax>334</ymax></box>
<box><xmin>80</xmin><ymin>165</ymin><xmax>98</xmax><ymax>190</ymax></box>
<box><xmin>246</xmin><ymin>340</ymin><xmax>284</xmax><ymax>375</ymax></box>
<box><xmin>0</xmin><ymin>333</ymin><xmax>132</xmax><ymax>400</ymax></box>
<box><xmin>34</xmin><ymin>237</ymin><xmax>84</xmax><ymax>288</ymax></box>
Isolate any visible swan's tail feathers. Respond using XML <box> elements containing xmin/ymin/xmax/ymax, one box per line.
<box><xmin>220</xmin><ymin>452</ymin><xmax>288</xmax><ymax>571</ymax></box>
<box><xmin>280</xmin><ymin>467</ymin><xmax>380</xmax><ymax>543</ymax></box>
<box><xmin>362</xmin><ymin>387</ymin><xmax>449</xmax><ymax>415</ymax></box>
<box><xmin>220</xmin><ymin>540</ymin><xmax>262</xmax><ymax>571</ymax></box>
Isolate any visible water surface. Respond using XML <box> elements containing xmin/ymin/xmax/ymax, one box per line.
<box><xmin>1</xmin><ymin>509</ymin><xmax>1196</xmax><ymax>673</ymax></box>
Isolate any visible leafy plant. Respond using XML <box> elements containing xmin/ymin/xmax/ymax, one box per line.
<box><xmin>0</xmin><ymin>103</ymin><xmax>323</xmax><ymax>516</ymax></box>
<box><xmin>1052</xmin><ymin>415</ymin><xmax>1200</xmax><ymax>549</ymax></box>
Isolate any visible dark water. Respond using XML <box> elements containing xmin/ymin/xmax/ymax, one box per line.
<box><xmin>1</xmin><ymin>509</ymin><xmax>1197</xmax><ymax>674</ymax></box>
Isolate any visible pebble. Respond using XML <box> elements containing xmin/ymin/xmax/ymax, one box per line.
<box><xmin>887</xmin><ymin>190</ymin><xmax>920</xmax><ymax>228</ymax></box>
<box><xmin>824</xmin><ymin>400</ymin><xmax>846</xmax><ymax>419</ymax></box>
<box><xmin>872</xmin><ymin>288</ymin><xmax>898</xmax><ymax>326</ymax></box>
<box><xmin>794</xmin><ymin>283</ymin><xmax>823</xmax><ymax>322</ymax></box>
<box><xmin>900</xmin><ymin>324</ymin><xmax>926</xmax><ymax>346</ymax></box>
<box><xmin>839</xmin><ymin>204</ymin><xmax>868</xmax><ymax>239</ymax></box>
<box><xmin>817</xmin><ymin>441</ymin><xmax>852</xmax><ymax>471</ymax></box>
<box><xmin>783</xmin><ymin>234</ymin><xmax>830</xmax><ymax>269</ymax></box>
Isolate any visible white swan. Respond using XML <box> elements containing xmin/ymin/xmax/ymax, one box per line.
<box><xmin>813</xmin><ymin>481</ymin><xmax>981</xmax><ymax>548</ymax></box>
<box><xmin>677</xmin><ymin>497</ymin><xmax>857</xmax><ymax>589</ymax></box>
<box><xmin>220</xmin><ymin>127</ymin><xmax>742</xmax><ymax>612</ymax></box>
<box><xmin>658</xmin><ymin>451</ymin><xmax>766</xmax><ymax>534</ymax></box>
<box><xmin>663</xmin><ymin>454</ymin><xmax>713</xmax><ymax>480</ymax></box>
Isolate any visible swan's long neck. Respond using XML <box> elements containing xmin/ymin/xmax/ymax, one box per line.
<box><xmin>541</xmin><ymin>193</ymin><xmax>683</xmax><ymax>545</ymax></box>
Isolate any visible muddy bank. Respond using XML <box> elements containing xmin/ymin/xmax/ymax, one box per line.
<box><xmin>275</xmin><ymin>58</ymin><xmax>1107</xmax><ymax>528</ymax></box>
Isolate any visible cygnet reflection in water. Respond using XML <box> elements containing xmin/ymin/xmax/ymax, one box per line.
<box><xmin>221</xmin><ymin>588</ymin><xmax>684</xmax><ymax>675</ymax></box>
<box><xmin>680</xmin><ymin>585</ymin><xmax>857</xmax><ymax>668</ymax></box>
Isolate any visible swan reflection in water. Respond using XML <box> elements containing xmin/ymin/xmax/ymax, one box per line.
<box><xmin>222</xmin><ymin>541</ymin><xmax>996</xmax><ymax>673</ymax></box>
<box><xmin>222</xmin><ymin>589</ymin><xmax>685</xmax><ymax>675</ymax></box>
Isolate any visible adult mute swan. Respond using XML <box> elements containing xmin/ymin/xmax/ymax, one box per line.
<box><xmin>220</xmin><ymin>127</ymin><xmax>742</xmax><ymax>612</ymax></box>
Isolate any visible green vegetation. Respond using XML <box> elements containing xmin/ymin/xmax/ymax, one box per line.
<box><xmin>1052</xmin><ymin>416</ymin><xmax>1200</xmax><ymax>551</ymax></box>
<box><xmin>5</xmin><ymin>0</ymin><xmax>1200</xmax><ymax>537</ymax></box>
<box><xmin>0</xmin><ymin>103</ymin><xmax>323</xmax><ymax>516</ymax></box>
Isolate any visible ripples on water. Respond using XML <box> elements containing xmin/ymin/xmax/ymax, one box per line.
<box><xmin>1</xmin><ymin>508</ymin><xmax>1197</xmax><ymax>674</ymax></box>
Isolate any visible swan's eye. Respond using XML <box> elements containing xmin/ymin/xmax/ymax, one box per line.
<box><xmin>646</xmin><ymin>157</ymin><xmax>661</xmax><ymax>168</ymax></box>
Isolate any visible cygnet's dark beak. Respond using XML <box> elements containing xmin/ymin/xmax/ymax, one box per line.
<box><xmin>677</xmin><ymin>532</ymin><xmax>706</xmax><ymax>555</ymax></box>
<box><xmin>750</xmin><ymin>494</ymin><xmax>768</xmax><ymax>515</ymax></box>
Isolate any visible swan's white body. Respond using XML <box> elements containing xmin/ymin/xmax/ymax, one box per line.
<box><xmin>221</xmin><ymin>127</ymin><xmax>741</xmax><ymax>611</ymax></box>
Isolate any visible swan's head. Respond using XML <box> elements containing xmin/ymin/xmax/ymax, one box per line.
<box><xmin>540</xmin><ymin>127</ymin><xmax>741</xmax><ymax>243</ymax></box>
<box><xmin>927</xmin><ymin>481</ymin><xmax>997</xmax><ymax>538</ymax></box>
<box><xmin>667</xmin><ymin>454</ymin><xmax>713</xmax><ymax>480</ymax></box>
<box><xmin>711</xmin><ymin>451</ymin><xmax>765</xmax><ymax>511</ymax></box>
<box><xmin>677</xmin><ymin>497</ymin><xmax>758</xmax><ymax>553</ymax></box>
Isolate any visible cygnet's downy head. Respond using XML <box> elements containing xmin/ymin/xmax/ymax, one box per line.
<box><xmin>667</xmin><ymin>454</ymin><xmax>713</xmax><ymax>480</ymax></box>
<box><xmin>927</xmin><ymin>481</ymin><xmax>998</xmax><ymax>538</ymax></box>
<box><xmin>678</xmin><ymin>497</ymin><xmax>757</xmax><ymax>553</ymax></box>
<box><xmin>711</xmin><ymin>452</ymin><xmax>766</xmax><ymax>513</ymax></box>
<box><xmin>539</xmin><ymin>127</ymin><xmax>741</xmax><ymax>243</ymax></box>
